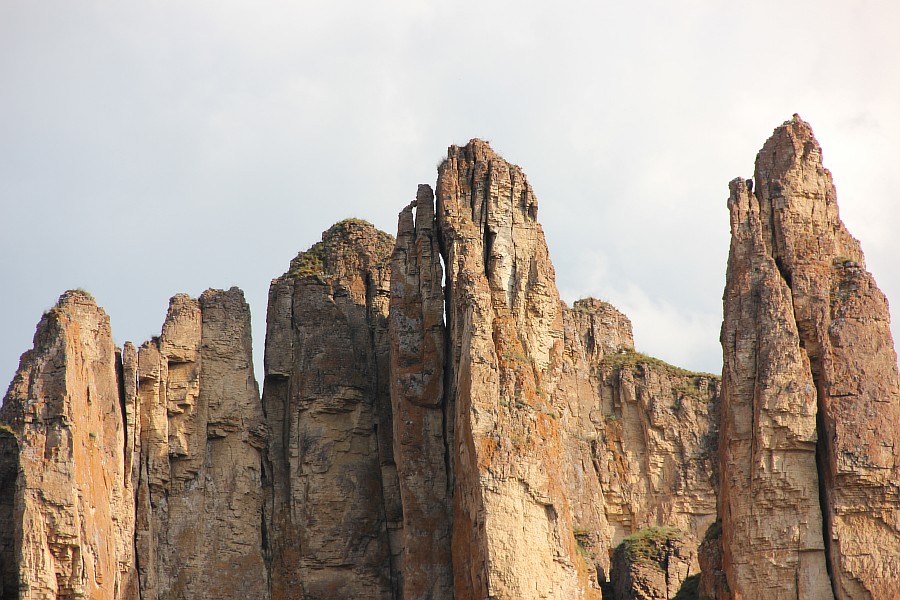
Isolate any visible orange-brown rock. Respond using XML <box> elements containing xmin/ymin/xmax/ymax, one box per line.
<box><xmin>436</xmin><ymin>139</ymin><xmax>600</xmax><ymax>599</ymax></box>
<box><xmin>262</xmin><ymin>219</ymin><xmax>400</xmax><ymax>600</ymax></box>
<box><xmin>610</xmin><ymin>527</ymin><xmax>695</xmax><ymax>600</ymax></box>
<box><xmin>0</xmin><ymin>291</ymin><xmax>138</xmax><ymax>599</ymax></box>
<box><xmin>716</xmin><ymin>115</ymin><xmax>900</xmax><ymax>599</ymax></box>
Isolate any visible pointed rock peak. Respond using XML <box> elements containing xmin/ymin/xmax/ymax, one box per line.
<box><xmin>749</xmin><ymin>115</ymin><xmax>864</xmax><ymax>271</ymax></box>
<box><xmin>756</xmin><ymin>113</ymin><xmax>823</xmax><ymax>178</ymax></box>
<box><xmin>281</xmin><ymin>218</ymin><xmax>394</xmax><ymax>281</ymax></box>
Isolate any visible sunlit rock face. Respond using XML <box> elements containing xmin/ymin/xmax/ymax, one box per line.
<box><xmin>713</xmin><ymin>115</ymin><xmax>900</xmax><ymax>599</ymax></box>
<box><xmin>3</xmin><ymin>121</ymin><xmax>896</xmax><ymax>600</ymax></box>
<box><xmin>0</xmin><ymin>291</ymin><xmax>138</xmax><ymax>599</ymax></box>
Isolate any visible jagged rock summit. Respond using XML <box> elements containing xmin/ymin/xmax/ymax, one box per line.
<box><xmin>1</xmin><ymin>126</ymin><xmax>898</xmax><ymax>600</ymax></box>
<box><xmin>708</xmin><ymin>115</ymin><xmax>900</xmax><ymax>599</ymax></box>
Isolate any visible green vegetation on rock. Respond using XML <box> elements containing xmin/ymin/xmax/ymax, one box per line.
<box><xmin>600</xmin><ymin>349</ymin><xmax>717</xmax><ymax>379</ymax></box>
<box><xmin>281</xmin><ymin>218</ymin><xmax>393</xmax><ymax>280</ymax></box>
<box><xmin>619</xmin><ymin>526</ymin><xmax>684</xmax><ymax>567</ymax></box>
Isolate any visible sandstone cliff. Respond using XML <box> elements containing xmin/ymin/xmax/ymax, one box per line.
<box><xmin>713</xmin><ymin>115</ymin><xmax>900</xmax><ymax>599</ymax></box>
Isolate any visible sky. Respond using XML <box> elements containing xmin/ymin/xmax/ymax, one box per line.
<box><xmin>2</xmin><ymin>1</ymin><xmax>899</xmax><ymax>390</ymax></box>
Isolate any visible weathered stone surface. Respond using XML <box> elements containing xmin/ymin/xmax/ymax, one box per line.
<box><xmin>716</xmin><ymin>115</ymin><xmax>900</xmax><ymax>599</ymax></box>
<box><xmin>610</xmin><ymin>527</ymin><xmax>695</xmax><ymax>600</ymax></box>
<box><xmin>389</xmin><ymin>185</ymin><xmax>453</xmax><ymax>600</ymax></box>
<box><xmin>697</xmin><ymin>521</ymin><xmax>728</xmax><ymax>600</ymax></box>
<box><xmin>554</xmin><ymin>300</ymin><xmax>719</xmax><ymax>587</ymax></box>
<box><xmin>5</xmin><ymin>127</ymin><xmax>897</xmax><ymax>600</ymax></box>
<box><xmin>263</xmin><ymin>219</ymin><xmax>400</xmax><ymax>600</ymax></box>
<box><xmin>0</xmin><ymin>291</ymin><xmax>138</xmax><ymax>599</ymax></box>
<box><xmin>132</xmin><ymin>288</ymin><xmax>268</xmax><ymax>600</ymax></box>
<box><xmin>436</xmin><ymin>139</ymin><xmax>600</xmax><ymax>599</ymax></box>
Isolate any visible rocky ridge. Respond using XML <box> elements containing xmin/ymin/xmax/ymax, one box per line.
<box><xmin>1</xmin><ymin>119</ymin><xmax>897</xmax><ymax>599</ymax></box>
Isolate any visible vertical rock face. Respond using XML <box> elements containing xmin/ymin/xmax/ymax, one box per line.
<box><xmin>717</xmin><ymin>115</ymin><xmax>900</xmax><ymax>599</ymax></box>
<box><xmin>263</xmin><ymin>219</ymin><xmax>400</xmax><ymax>600</ymax></box>
<box><xmin>130</xmin><ymin>288</ymin><xmax>268</xmax><ymax>600</ymax></box>
<box><xmin>554</xmin><ymin>300</ymin><xmax>719</xmax><ymax>586</ymax></box>
<box><xmin>436</xmin><ymin>140</ymin><xmax>596</xmax><ymax>599</ymax></box>
<box><xmin>389</xmin><ymin>185</ymin><xmax>453</xmax><ymax>600</ymax></box>
<box><xmin>0</xmin><ymin>425</ymin><xmax>18</xmax><ymax>598</ymax></box>
<box><xmin>0</xmin><ymin>288</ymin><xmax>267</xmax><ymax>600</ymax></box>
<box><xmin>0</xmin><ymin>291</ymin><xmax>137</xmax><ymax>599</ymax></box>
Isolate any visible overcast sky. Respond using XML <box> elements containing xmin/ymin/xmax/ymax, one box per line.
<box><xmin>2</xmin><ymin>1</ymin><xmax>899</xmax><ymax>389</ymax></box>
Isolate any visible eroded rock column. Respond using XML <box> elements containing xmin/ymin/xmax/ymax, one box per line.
<box><xmin>717</xmin><ymin>115</ymin><xmax>900</xmax><ymax>599</ymax></box>
<box><xmin>436</xmin><ymin>139</ymin><xmax>597</xmax><ymax>599</ymax></box>
<box><xmin>263</xmin><ymin>220</ymin><xmax>400</xmax><ymax>600</ymax></box>
<box><xmin>389</xmin><ymin>185</ymin><xmax>453</xmax><ymax>600</ymax></box>
<box><xmin>0</xmin><ymin>291</ymin><xmax>138</xmax><ymax>599</ymax></box>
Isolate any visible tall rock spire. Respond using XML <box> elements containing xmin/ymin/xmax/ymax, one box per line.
<box><xmin>0</xmin><ymin>291</ymin><xmax>138</xmax><ymax>599</ymax></box>
<box><xmin>435</xmin><ymin>139</ymin><xmax>596</xmax><ymax>598</ymax></box>
<box><xmin>717</xmin><ymin>115</ymin><xmax>900</xmax><ymax>598</ymax></box>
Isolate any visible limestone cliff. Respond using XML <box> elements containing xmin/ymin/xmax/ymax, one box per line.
<box><xmin>714</xmin><ymin>115</ymin><xmax>900</xmax><ymax>599</ymax></box>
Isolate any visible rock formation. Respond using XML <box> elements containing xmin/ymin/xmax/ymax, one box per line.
<box><xmin>714</xmin><ymin>115</ymin><xmax>900</xmax><ymax>599</ymax></box>
<box><xmin>128</xmin><ymin>288</ymin><xmax>268</xmax><ymax>599</ymax></box>
<box><xmin>262</xmin><ymin>219</ymin><xmax>400</xmax><ymax>600</ymax></box>
<box><xmin>609</xmin><ymin>527</ymin><xmax>695</xmax><ymax>600</ymax></box>
<box><xmin>389</xmin><ymin>185</ymin><xmax>454</xmax><ymax>600</ymax></box>
<box><xmin>0</xmin><ymin>288</ymin><xmax>267</xmax><ymax>600</ymax></box>
<box><xmin>1</xmin><ymin>121</ymin><xmax>897</xmax><ymax>600</ymax></box>
<box><xmin>554</xmin><ymin>301</ymin><xmax>719</xmax><ymax>587</ymax></box>
<box><xmin>0</xmin><ymin>291</ymin><xmax>137</xmax><ymax>599</ymax></box>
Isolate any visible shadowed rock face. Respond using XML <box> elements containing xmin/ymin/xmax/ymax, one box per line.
<box><xmin>262</xmin><ymin>219</ymin><xmax>400</xmax><ymax>600</ymax></box>
<box><xmin>129</xmin><ymin>288</ymin><xmax>268</xmax><ymax>600</ymax></box>
<box><xmin>389</xmin><ymin>185</ymin><xmax>454</xmax><ymax>600</ymax></box>
<box><xmin>610</xmin><ymin>527</ymin><xmax>695</xmax><ymax>600</ymax></box>
<box><xmin>714</xmin><ymin>115</ymin><xmax>900</xmax><ymax>599</ymax></box>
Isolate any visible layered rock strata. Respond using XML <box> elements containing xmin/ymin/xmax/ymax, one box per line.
<box><xmin>263</xmin><ymin>219</ymin><xmax>400</xmax><ymax>600</ymax></box>
<box><xmin>552</xmin><ymin>299</ymin><xmax>719</xmax><ymax>586</ymax></box>
<box><xmin>715</xmin><ymin>115</ymin><xmax>900</xmax><ymax>598</ymax></box>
